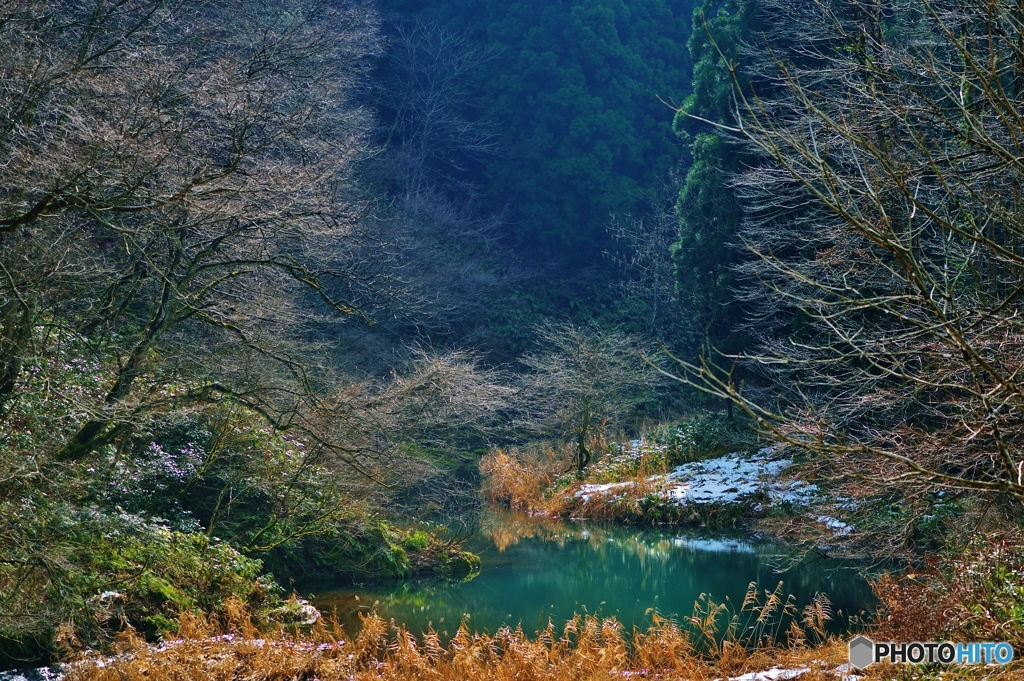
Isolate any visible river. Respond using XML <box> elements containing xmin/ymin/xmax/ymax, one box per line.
<box><xmin>310</xmin><ymin>509</ymin><xmax>874</xmax><ymax>642</ymax></box>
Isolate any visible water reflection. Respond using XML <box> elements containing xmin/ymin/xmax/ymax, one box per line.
<box><xmin>311</xmin><ymin>509</ymin><xmax>874</xmax><ymax>641</ymax></box>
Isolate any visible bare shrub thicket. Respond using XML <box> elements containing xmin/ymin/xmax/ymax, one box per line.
<box><xmin>519</xmin><ymin>321</ymin><xmax>655</xmax><ymax>472</ymax></box>
<box><xmin>664</xmin><ymin>0</ymin><xmax>1024</xmax><ymax>545</ymax></box>
<box><xmin>0</xmin><ymin>0</ymin><xmax>516</xmax><ymax>649</ymax></box>
<box><xmin>335</xmin><ymin>19</ymin><xmax>526</xmax><ymax>368</ymax></box>
<box><xmin>0</xmin><ymin>0</ymin><xmax>390</xmax><ymax>462</ymax></box>
<box><xmin>606</xmin><ymin>177</ymin><xmax>681</xmax><ymax>339</ymax></box>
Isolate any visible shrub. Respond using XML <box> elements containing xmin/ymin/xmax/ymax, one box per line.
<box><xmin>0</xmin><ymin>515</ymin><xmax>268</xmax><ymax>663</ymax></box>
<box><xmin>649</xmin><ymin>413</ymin><xmax>750</xmax><ymax>466</ymax></box>
<box><xmin>872</xmin><ymin>534</ymin><xmax>1024</xmax><ymax>649</ymax></box>
<box><xmin>479</xmin><ymin>446</ymin><xmax>570</xmax><ymax>510</ymax></box>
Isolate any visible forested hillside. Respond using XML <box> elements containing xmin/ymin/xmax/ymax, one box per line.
<box><xmin>378</xmin><ymin>0</ymin><xmax>696</xmax><ymax>256</ymax></box>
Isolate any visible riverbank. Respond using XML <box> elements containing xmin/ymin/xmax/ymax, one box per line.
<box><xmin>6</xmin><ymin>509</ymin><xmax>1024</xmax><ymax>679</ymax></box>
<box><xmin>16</xmin><ymin>607</ymin><xmax>1021</xmax><ymax>681</ymax></box>
<box><xmin>481</xmin><ymin>427</ymin><xmax>840</xmax><ymax>535</ymax></box>
<box><xmin>0</xmin><ymin>608</ymin><xmax>870</xmax><ymax>681</ymax></box>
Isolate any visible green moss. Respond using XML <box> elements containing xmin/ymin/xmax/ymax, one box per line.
<box><xmin>403</xmin><ymin>530</ymin><xmax>431</xmax><ymax>552</ymax></box>
<box><xmin>437</xmin><ymin>550</ymin><xmax>482</xmax><ymax>578</ymax></box>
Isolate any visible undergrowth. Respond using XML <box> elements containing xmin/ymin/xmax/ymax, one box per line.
<box><xmin>872</xmin><ymin>533</ymin><xmax>1024</xmax><ymax>650</ymax></box>
<box><xmin>481</xmin><ymin>412</ymin><xmax>759</xmax><ymax>528</ymax></box>
<box><xmin>66</xmin><ymin>585</ymin><xmax>843</xmax><ymax>681</ymax></box>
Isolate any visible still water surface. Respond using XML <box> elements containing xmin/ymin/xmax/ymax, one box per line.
<box><xmin>312</xmin><ymin>511</ymin><xmax>873</xmax><ymax>639</ymax></box>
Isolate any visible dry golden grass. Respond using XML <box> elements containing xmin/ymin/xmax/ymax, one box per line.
<box><xmin>59</xmin><ymin>585</ymin><xmax>920</xmax><ymax>681</ymax></box>
<box><xmin>60</xmin><ymin>587</ymin><xmax>1024</xmax><ymax>680</ymax></box>
<box><xmin>555</xmin><ymin>475</ymin><xmax>667</xmax><ymax>522</ymax></box>
<box><xmin>481</xmin><ymin>438</ymin><xmax>680</xmax><ymax>524</ymax></box>
<box><xmin>63</xmin><ymin>598</ymin><xmax>850</xmax><ymax>681</ymax></box>
<box><xmin>480</xmin><ymin>445</ymin><xmax>571</xmax><ymax>510</ymax></box>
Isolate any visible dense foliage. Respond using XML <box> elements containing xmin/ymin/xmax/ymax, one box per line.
<box><xmin>665</xmin><ymin>0</ymin><xmax>1024</xmax><ymax>555</ymax></box>
<box><xmin>378</xmin><ymin>0</ymin><xmax>697</xmax><ymax>257</ymax></box>
<box><xmin>672</xmin><ymin>0</ymin><xmax>759</xmax><ymax>358</ymax></box>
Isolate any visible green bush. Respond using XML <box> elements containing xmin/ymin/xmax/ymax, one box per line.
<box><xmin>651</xmin><ymin>413</ymin><xmax>749</xmax><ymax>466</ymax></box>
<box><xmin>0</xmin><ymin>513</ymin><xmax>269</xmax><ymax>662</ymax></box>
<box><xmin>403</xmin><ymin>530</ymin><xmax>431</xmax><ymax>552</ymax></box>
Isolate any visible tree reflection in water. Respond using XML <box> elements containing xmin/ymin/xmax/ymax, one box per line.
<box><xmin>312</xmin><ymin>509</ymin><xmax>874</xmax><ymax>642</ymax></box>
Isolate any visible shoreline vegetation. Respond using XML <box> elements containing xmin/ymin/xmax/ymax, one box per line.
<box><xmin>51</xmin><ymin>604</ymin><xmax>856</xmax><ymax>681</ymax></box>
<box><xmin>481</xmin><ymin>415</ymin><xmax>826</xmax><ymax>535</ymax></box>
<box><xmin>31</xmin><ymin>548</ymin><xmax>1024</xmax><ymax>681</ymax></box>
<box><xmin>9</xmin><ymin>418</ymin><xmax>1023</xmax><ymax>680</ymax></box>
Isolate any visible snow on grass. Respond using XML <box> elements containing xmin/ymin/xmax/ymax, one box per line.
<box><xmin>816</xmin><ymin>516</ymin><xmax>852</xmax><ymax>535</ymax></box>
<box><xmin>654</xmin><ymin>447</ymin><xmax>817</xmax><ymax>507</ymax></box>
<box><xmin>572</xmin><ymin>444</ymin><xmax>824</xmax><ymax>514</ymax></box>
<box><xmin>725</xmin><ymin>663</ymin><xmax>864</xmax><ymax>681</ymax></box>
<box><xmin>575</xmin><ymin>481</ymin><xmax>636</xmax><ymax>504</ymax></box>
<box><xmin>728</xmin><ymin>666</ymin><xmax>811</xmax><ymax>681</ymax></box>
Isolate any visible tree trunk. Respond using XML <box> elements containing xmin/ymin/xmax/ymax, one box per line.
<box><xmin>0</xmin><ymin>296</ymin><xmax>33</xmax><ymax>408</ymax></box>
<box><xmin>577</xmin><ymin>430</ymin><xmax>591</xmax><ymax>472</ymax></box>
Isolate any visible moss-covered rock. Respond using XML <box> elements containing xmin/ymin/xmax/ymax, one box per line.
<box><xmin>261</xmin><ymin>519</ymin><xmax>416</xmax><ymax>582</ymax></box>
<box><xmin>436</xmin><ymin>550</ymin><xmax>482</xmax><ymax>578</ymax></box>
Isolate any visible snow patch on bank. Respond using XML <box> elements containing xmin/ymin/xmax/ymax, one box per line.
<box><xmin>0</xmin><ymin>671</ymin><xmax>64</xmax><ymax>681</ymax></box>
<box><xmin>729</xmin><ymin>667</ymin><xmax>810</xmax><ymax>681</ymax></box>
<box><xmin>597</xmin><ymin>447</ymin><xmax>817</xmax><ymax>508</ymax></box>
<box><xmin>575</xmin><ymin>481</ymin><xmax>635</xmax><ymax>504</ymax></box>
<box><xmin>659</xmin><ymin>449</ymin><xmax>815</xmax><ymax>505</ymax></box>
<box><xmin>816</xmin><ymin>516</ymin><xmax>852</xmax><ymax>535</ymax></box>
<box><xmin>724</xmin><ymin>662</ymin><xmax>862</xmax><ymax>681</ymax></box>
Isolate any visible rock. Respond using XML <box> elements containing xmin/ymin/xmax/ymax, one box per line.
<box><xmin>269</xmin><ymin>598</ymin><xmax>321</xmax><ymax>625</ymax></box>
<box><xmin>437</xmin><ymin>550</ymin><xmax>482</xmax><ymax>578</ymax></box>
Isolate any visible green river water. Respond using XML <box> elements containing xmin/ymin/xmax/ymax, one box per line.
<box><xmin>311</xmin><ymin>510</ymin><xmax>874</xmax><ymax>640</ymax></box>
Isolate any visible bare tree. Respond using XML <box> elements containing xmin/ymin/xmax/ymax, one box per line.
<box><xmin>0</xmin><ymin>0</ymin><xmax>531</xmax><ymax>649</ymax></box>
<box><xmin>663</xmin><ymin>0</ymin><xmax>1024</xmax><ymax>532</ymax></box>
<box><xmin>323</xmin><ymin>19</ymin><xmax>524</xmax><ymax>365</ymax></box>
<box><xmin>519</xmin><ymin>321</ymin><xmax>653</xmax><ymax>472</ymax></box>
<box><xmin>374</xmin><ymin>19</ymin><xmax>500</xmax><ymax>200</ymax></box>
<box><xmin>606</xmin><ymin>177</ymin><xmax>682</xmax><ymax>338</ymax></box>
<box><xmin>0</xmin><ymin>0</ymin><xmax>399</xmax><ymax>467</ymax></box>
